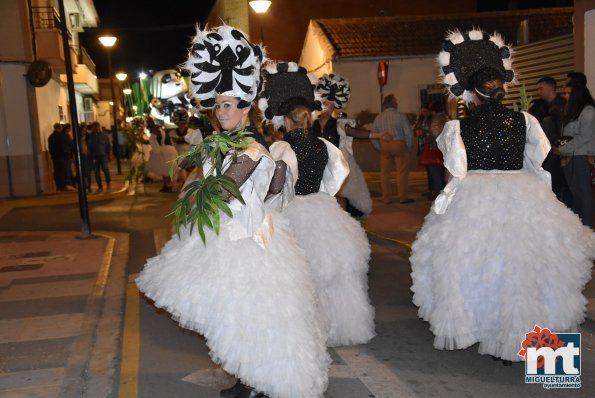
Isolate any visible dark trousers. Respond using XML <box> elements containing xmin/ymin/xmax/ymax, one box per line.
<box><xmin>427</xmin><ymin>165</ymin><xmax>446</xmax><ymax>193</ymax></box>
<box><xmin>52</xmin><ymin>156</ymin><xmax>70</xmax><ymax>190</ymax></box>
<box><xmin>76</xmin><ymin>154</ymin><xmax>92</xmax><ymax>191</ymax></box>
<box><xmin>92</xmin><ymin>154</ymin><xmax>111</xmax><ymax>188</ymax></box>
<box><xmin>543</xmin><ymin>152</ymin><xmax>572</xmax><ymax>207</ymax></box>
<box><xmin>563</xmin><ymin>156</ymin><xmax>594</xmax><ymax>227</ymax></box>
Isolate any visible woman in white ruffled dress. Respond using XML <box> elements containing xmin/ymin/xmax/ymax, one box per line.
<box><xmin>260</xmin><ymin>62</ymin><xmax>377</xmax><ymax>347</ymax></box>
<box><xmin>136</xmin><ymin>27</ymin><xmax>330</xmax><ymax>398</ymax></box>
<box><xmin>410</xmin><ymin>28</ymin><xmax>595</xmax><ymax>364</ymax></box>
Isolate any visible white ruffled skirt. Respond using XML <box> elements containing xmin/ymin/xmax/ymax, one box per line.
<box><xmin>339</xmin><ymin>149</ymin><xmax>373</xmax><ymax>216</ymax></box>
<box><xmin>136</xmin><ymin>213</ymin><xmax>330</xmax><ymax>398</ymax></box>
<box><xmin>284</xmin><ymin>192</ymin><xmax>375</xmax><ymax>346</ymax></box>
<box><xmin>411</xmin><ymin>170</ymin><xmax>595</xmax><ymax>361</ymax></box>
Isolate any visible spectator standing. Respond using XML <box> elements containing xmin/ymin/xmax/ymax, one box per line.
<box><xmin>560</xmin><ymin>74</ymin><xmax>595</xmax><ymax>226</ymax></box>
<box><xmin>536</xmin><ymin>76</ymin><xmax>571</xmax><ymax>205</ymax></box>
<box><xmin>48</xmin><ymin>123</ymin><xmax>73</xmax><ymax>191</ymax></box>
<box><xmin>87</xmin><ymin>122</ymin><xmax>112</xmax><ymax>193</ymax></box>
<box><xmin>373</xmin><ymin>94</ymin><xmax>414</xmax><ymax>204</ymax></box>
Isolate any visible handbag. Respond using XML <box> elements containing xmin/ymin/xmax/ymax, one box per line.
<box><xmin>419</xmin><ymin>141</ymin><xmax>443</xmax><ymax>167</ymax></box>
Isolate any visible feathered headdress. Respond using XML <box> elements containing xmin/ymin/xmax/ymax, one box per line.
<box><xmin>258</xmin><ymin>62</ymin><xmax>321</xmax><ymax>129</ymax></box>
<box><xmin>437</xmin><ymin>28</ymin><xmax>516</xmax><ymax>103</ymax></box>
<box><xmin>316</xmin><ymin>74</ymin><xmax>351</xmax><ymax>109</ymax></box>
<box><xmin>185</xmin><ymin>25</ymin><xmax>265</xmax><ymax>109</ymax></box>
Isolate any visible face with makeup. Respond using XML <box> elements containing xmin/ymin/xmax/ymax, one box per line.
<box><xmin>214</xmin><ymin>96</ymin><xmax>250</xmax><ymax>131</ymax></box>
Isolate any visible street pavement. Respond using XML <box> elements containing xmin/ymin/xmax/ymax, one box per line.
<box><xmin>0</xmin><ymin>164</ymin><xmax>593</xmax><ymax>398</ymax></box>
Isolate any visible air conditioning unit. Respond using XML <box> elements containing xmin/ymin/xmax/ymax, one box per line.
<box><xmin>69</xmin><ymin>13</ymin><xmax>83</xmax><ymax>32</ymax></box>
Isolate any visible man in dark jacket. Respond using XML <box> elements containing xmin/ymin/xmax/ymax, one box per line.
<box><xmin>87</xmin><ymin>122</ymin><xmax>112</xmax><ymax>193</ymax></box>
<box><xmin>536</xmin><ymin>76</ymin><xmax>571</xmax><ymax>206</ymax></box>
<box><xmin>48</xmin><ymin>123</ymin><xmax>73</xmax><ymax>191</ymax></box>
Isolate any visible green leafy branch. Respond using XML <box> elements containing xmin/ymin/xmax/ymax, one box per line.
<box><xmin>167</xmin><ymin>128</ymin><xmax>255</xmax><ymax>243</ymax></box>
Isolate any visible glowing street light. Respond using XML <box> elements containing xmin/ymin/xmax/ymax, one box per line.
<box><xmin>99</xmin><ymin>34</ymin><xmax>122</xmax><ymax>174</ymax></box>
<box><xmin>123</xmin><ymin>88</ymin><xmax>132</xmax><ymax>95</ymax></box>
<box><xmin>249</xmin><ymin>0</ymin><xmax>271</xmax><ymax>13</ymax></box>
<box><xmin>115</xmin><ymin>72</ymin><xmax>127</xmax><ymax>81</ymax></box>
<box><xmin>249</xmin><ymin>1</ymin><xmax>271</xmax><ymax>42</ymax></box>
<box><xmin>98</xmin><ymin>35</ymin><xmax>117</xmax><ymax>47</ymax></box>
<box><xmin>139</xmin><ymin>72</ymin><xmax>147</xmax><ymax>80</ymax></box>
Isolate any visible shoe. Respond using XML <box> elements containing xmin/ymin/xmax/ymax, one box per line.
<box><xmin>502</xmin><ymin>360</ymin><xmax>513</xmax><ymax>367</ymax></box>
<box><xmin>106</xmin><ymin>183</ymin><xmax>112</xmax><ymax>190</ymax></box>
<box><xmin>399</xmin><ymin>199</ymin><xmax>414</xmax><ymax>204</ymax></box>
<box><xmin>220</xmin><ymin>380</ymin><xmax>243</xmax><ymax>397</ymax></box>
<box><xmin>96</xmin><ymin>187</ymin><xmax>103</xmax><ymax>194</ymax></box>
<box><xmin>159</xmin><ymin>186</ymin><xmax>172</xmax><ymax>193</ymax></box>
<box><xmin>235</xmin><ymin>386</ymin><xmax>268</xmax><ymax>398</ymax></box>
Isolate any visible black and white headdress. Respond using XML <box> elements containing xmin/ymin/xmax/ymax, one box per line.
<box><xmin>316</xmin><ymin>74</ymin><xmax>351</xmax><ymax>109</ymax></box>
<box><xmin>185</xmin><ymin>25</ymin><xmax>265</xmax><ymax>109</ymax></box>
<box><xmin>437</xmin><ymin>28</ymin><xmax>516</xmax><ymax>103</ymax></box>
<box><xmin>258</xmin><ymin>62</ymin><xmax>321</xmax><ymax>128</ymax></box>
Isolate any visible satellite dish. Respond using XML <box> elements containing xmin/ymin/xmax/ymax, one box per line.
<box><xmin>26</xmin><ymin>60</ymin><xmax>52</xmax><ymax>87</ymax></box>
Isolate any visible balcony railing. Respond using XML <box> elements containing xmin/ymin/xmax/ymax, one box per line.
<box><xmin>76</xmin><ymin>46</ymin><xmax>97</xmax><ymax>76</ymax></box>
<box><xmin>32</xmin><ymin>6</ymin><xmax>60</xmax><ymax>30</ymax></box>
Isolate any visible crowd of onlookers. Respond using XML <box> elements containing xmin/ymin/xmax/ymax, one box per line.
<box><xmin>373</xmin><ymin>71</ymin><xmax>594</xmax><ymax>227</ymax></box>
<box><xmin>48</xmin><ymin>121</ymin><xmax>113</xmax><ymax>194</ymax></box>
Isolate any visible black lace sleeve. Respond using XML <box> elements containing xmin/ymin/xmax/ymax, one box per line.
<box><xmin>223</xmin><ymin>154</ymin><xmax>261</xmax><ymax>200</ymax></box>
<box><xmin>265</xmin><ymin>160</ymin><xmax>287</xmax><ymax>200</ymax></box>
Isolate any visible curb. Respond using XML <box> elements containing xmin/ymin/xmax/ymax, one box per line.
<box><xmin>0</xmin><ymin>181</ymin><xmax>130</xmax><ymax>209</ymax></box>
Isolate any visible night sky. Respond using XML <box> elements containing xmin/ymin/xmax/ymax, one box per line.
<box><xmin>80</xmin><ymin>1</ymin><xmax>216</xmax><ymax>79</ymax></box>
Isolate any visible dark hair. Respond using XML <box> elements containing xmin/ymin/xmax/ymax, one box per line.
<box><xmin>567</xmin><ymin>72</ymin><xmax>587</xmax><ymax>87</ymax></box>
<box><xmin>537</xmin><ymin>76</ymin><xmax>556</xmax><ymax>89</ymax></box>
<box><xmin>563</xmin><ymin>80</ymin><xmax>595</xmax><ymax>126</ymax></box>
<box><xmin>469</xmin><ymin>67</ymin><xmax>506</xmax><ymax>103</ymax></box>
<box><xmin>382</xmin><ymin>94</ymin><xmax>396</xmax><ymax>109</ymax></box>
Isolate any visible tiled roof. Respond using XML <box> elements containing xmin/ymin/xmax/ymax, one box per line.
<box><xmin>314</xmin><ymin>7</ymin><xmax>573</xmax><ymax>59</ymax></box>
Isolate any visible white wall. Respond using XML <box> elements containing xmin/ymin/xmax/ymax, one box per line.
<box><xmin>0</xmin><ymin>64</ymin><xmax>35</xmax><ymax>157</ymax></box>
<box><xmin>35</xmin><ymin>77</ymin><xmax>69</xmax><ymax>151</ymax></box>
<box><xmin>333</xmin><ymin>56</ymin><xmax>439</xmax><ymax>117</ymax></box>
<box><xmin>0</xmin><ymin>64</ymin><xmax>39</xmax><ymax>196</ymax></box>
<box><xmin>585</xmin><ymin>9</ymin><xmax>595</xmax><ymax>94</ymax></box>
<box><xmin>299</xmin><ymin>22</ymin><xmax>333</xmax><ymax>77</ymax></box>
<box><xmin>96</xmin><ymin>101</ymin><xmax>112</xmax><ymax>129</ymax></box>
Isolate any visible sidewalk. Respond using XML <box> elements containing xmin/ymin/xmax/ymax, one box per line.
<box><xmin>0</xmin><ymin>160</ymin><xmax>131</xmax><ymax>209</ymax></box>
<box><xmin>0</xmin><ymin>230</ymin><xmax>129</xmax><ymax>397</ymax></box>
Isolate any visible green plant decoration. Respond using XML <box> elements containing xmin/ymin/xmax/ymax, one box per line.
<box><xmin>517</xmin><ymin>83</ymin><xmax>533</xmax><ymax>112</ymax></box>
<box><xmin>168</xmin><ymin>129</ymin><xmax>255</xmax><ymax>243</ymax></box>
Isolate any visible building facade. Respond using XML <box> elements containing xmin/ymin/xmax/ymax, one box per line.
<box><xmin>0</xmin><ymin>0</ymin><xmax>99</xmax><ymax>198</ymax></box>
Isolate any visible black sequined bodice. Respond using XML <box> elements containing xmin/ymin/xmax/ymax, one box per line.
<box><xmin>460</xmin><ymin>103</ymin><xmax>526</xmax><ymax>171</ymax></box>
<box><xmin>285</xmin><ymin>128</ymin><xmax>329</xmax><ymax>195</ymax></box>
<box><xmin>312</xmin><ymin>117</ymin><xmax>340</xmax><ymax>147</ymax></box>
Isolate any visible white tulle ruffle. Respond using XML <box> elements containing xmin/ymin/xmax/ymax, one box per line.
<box><xmin>284</xmin><ymin>192</ymin><xmax>375</xmax><ymax>346</ymax></box>
<box><xmin>136</xmin><ymin>213</ymin><xmax>330</xmax><ymax>398</ymax></box>
<box><xmin>411</xmin><ymin>171</ymin><xmax>595</xmax><ymax>361</ymax></box>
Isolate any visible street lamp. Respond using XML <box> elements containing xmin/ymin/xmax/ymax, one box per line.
<box><xmin>249</xmin><ymin>1</ymin><xmax>271</xmax><ymax>13</ymax></box>
<box><xmin>98</xmin><ymin>35</ymin><xmax>122</xmax><ymax>174</ymax></box>
<box><xmin>249</xmin><ymin>1</ymin><xmax>271</xmax><ymax>42</ymax></box>
<box><xmin>123</xmin><ymin>88</ymin><xmax>132</xmax><ymax>95</ymax></box>
<box><xmin>115</xmin><ymin>72</ymin><xmax>127</xmax><ymax>81</ymax></box>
